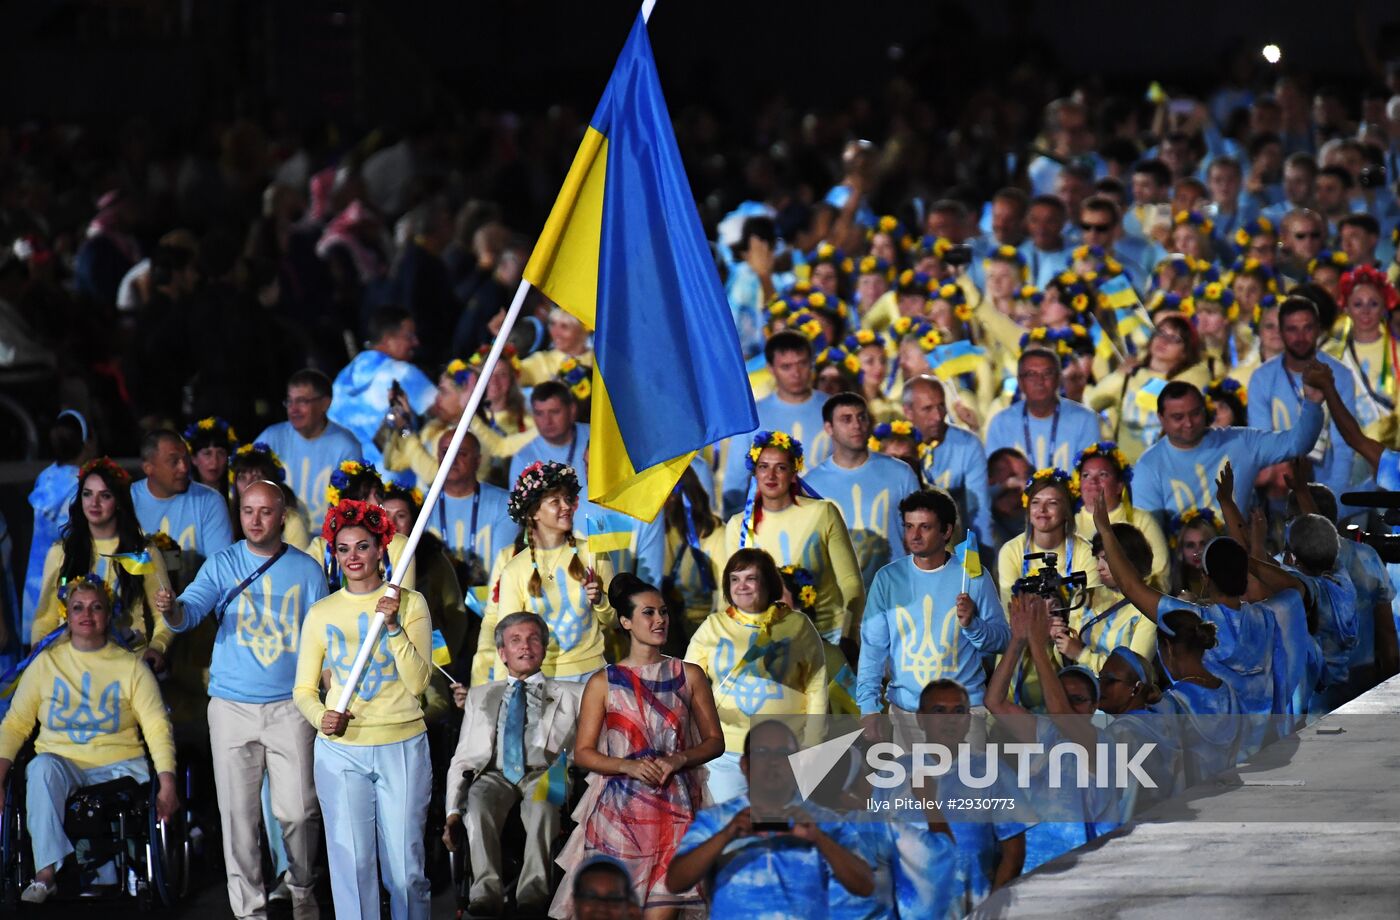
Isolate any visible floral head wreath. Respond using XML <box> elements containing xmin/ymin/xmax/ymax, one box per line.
<box><xmin>557</xmin><ymin>357</ymin><xmax>593</xmax><ymax>401</ymax></box>
<box><xmin>914</xmin><ymin>235</ymin><xmax>955</xmax><ymax>262</ymax></box>
<box><xmin>816</xmin><ymin>346</ymin><xmax>863</xmax><ymax>379</ymax></box>
<box><xmin>465</xmin><ymin>343</ymin><xmax>523</xmax><ymax>377</ymax></box>
<box><xmin>1167</xmin><ymin>507</ymin><xmax>1222</xmax><ymax>549</ymax></box>
<box><xmin>1251</xmin><ymin>293</ymin><xmax>1279</xmax><ymax>326</ymax></box>
<box><xmin>508</xmin><ymin>460</ymin><xmax>581</xmax><ymax>525</ymax></box>
<box><xmin>1193</xmin><ymin>281</ymin><xmax>1240</xmax><ymax>322</ymax></box>
<box><xmin>807</xmin><ymin>242</ymin><xmax>855</xmax><ymax>276</ymax></box>
<box><xmin>321</xmin><ymin>499</ymin><xmax>396</xmax><ymax>550</ymax></box>
<box><xmin>844</xmin><ymin>329</ymin><xmax>886</xmax><ymax>353</ymax></box>
<box><xmin>896</xmin><ymin>269</ymin><xmax>937</xmax><ymax>300</ymax></box>
<box><xmin>1173</xmin><ymin>210</ymin><xmax>1215</xmax><ymax>236</ymax></box>
<box><xmin>1019</xmin><ymin>325</ymin><xmax>1089</xmax><ymax>363</ymax></box>
<box><xmin>326</xmin><ymin>458</ymin><xmax>384</xmax><ymax>507</ymax></box>
<box><xmin>1018</xmin><ymin>284</ymin><xmax>1044</xmax><ymax>306</ymax></box>
<box><xmin>229</xmin><ymin>441</ymin><xmax>287</xmax><ymax>484</ymax></box>
<box><xmin>868</xmin><ymin>420</ymin><xmax>922</xmax><ymax>452</ymax></box>
<box><xmin>746</xmin><ymin>430</ymin><xmax>804</xmax><ymax>474</ymax></box>
<box><xmin>1226</xmin><ymin>256</ymin><xmax>1280</xmax><ymax>290</ymax></box>
<box><xmin>1307</xmin><ymin>249</ymin><xmax>1350</xmax><ymax>275</ymax></box>
<box><xmin>779</xmin><ymin>564</ymin><xmax>819</xmax><ymax>610</ymax></box>
<box><xmin>933</xmin><ymin>281</ymin><xmax>974</xmax><ymax>322</ymax></box>
<box><xmin>983</xmin><ymin>244</ymin><xmax>1029</xmax><ymax>281</ymax></box>
<box><xmin>1073</xmin><ymin>441</ymin><xmax>1133</xmax><ymax>487</ymax></box>
<box><xmin>856</xmin><ymin>255</ymin><xmax>896</xmax><ymax>283</ymax></box>
<box><xmin>79</xmin><ymin>456</ymin><xmax>131</xmax><ymax>487</ymax></box>
<box><xmin>182</xmin><ymin>416</ymin><xmax>238</xmax><ymax>452</ymax></box>
<box><xmin>58</xmin><ymin>573</ymin><xmax>115</xmax><ymax>610</ymax></box>
<box><xmin>890</xmin><ymin>315</ymin><xmax>938</xmax><ymax>346</ymax></box>
<box><xmin>1021</xmin><ymin>467</ymin><xmax>1080</xmax><ymax>509</ymax></box>
<box><xmin>1148</xmin><ymin>291</ymin><xmax>1196</xmax><ymax>319</ymax></box>
<box><xmin>1337</xmin><ymin>265</ymin><xmax>1400</xmax><ymax>312</ymax></box>
<box><xmin>765</xmin><ymin>308</ymin><xmax>830</xmax><ymax>354</ymax></box>
<box><xmin>381</xmin><ymin>475</ymin><xmax>424</xmax><ymax>512</ymax></box>
<box><xmin>1070</xmin><ymin>245</ymin><xmax>1124</xmax><ymax>279</ymax></box>
<box><xmin>1233</xmin><ymin>216</ymin><xmax>1274</xmax><ymax>250</ymax></box>
<box><xmin>1206</xmin><ymin>376</ymin><xmax>1247</xmax><ymax>410</ymax></box>
<box><xmin>1153</xmin><ymin>254</ymin><xmax>1198</xmax><ymax>280</ymax></box>
<box><xmin>1050</xmin><ymin>271</ymin><xmax>1096</xmax><ymax>315</ymax></box>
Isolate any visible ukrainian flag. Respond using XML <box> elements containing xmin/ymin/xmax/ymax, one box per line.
<box><xmin>1098</xmin><ymin>275</ymin><xmax>1138</xmax><ymax>310</ymax></box>
<box><xmin>929</xmin><ymin>340</ymin><xmax>986</xmax><ymax>379</ymax></box>
<box><xmin>523</xmin><ymin>13</ymin><xmax>757</xmax><ymax>522</ymax></box>
<box><xmin>105</xmin><ymin>550</ymin><xmax>155</xmax><ymax>575</ymax></box>
<box><xmin>957</xmin><ymin>532</ymin><xmax>982</xmax><ymax>579</ymax></box>
<box><xmin>1134</xmin><ymin>376</ymin><xmax>1169</xmax><ymax>414</ymax></box>
<box><xmin>430</xmin><ymin>629</ymin><xmax>452</xmax><ymax>668</ymax></box>
<box><xmin>586</xmin><ymin>510</ymin><xmax>635</xmax><ymax>554</ymax></box>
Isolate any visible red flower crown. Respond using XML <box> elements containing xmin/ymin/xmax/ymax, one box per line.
<box><xmin>79</xmin><ymin>456</ymin><xmax>131</xmax><ymax>487</ymax></box>
<box><xmin>1338</xmin><ymin>265</ymin><xmax>1400</xmax><ymax>312</ymax></box>
<box><xmin>321</xmin><ymin>499</ymin><xmax>396</xmax><ymax>550</ymax></box>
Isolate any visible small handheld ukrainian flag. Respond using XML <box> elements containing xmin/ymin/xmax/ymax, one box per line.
<box><xmin>105</xmin><ymin>550</ymin><xmax>155</xmax><ymax>575</ymax></box>
<box><xmin>957</xmin><ymin>532</ymin><xmax>982</xmax><ymax>580</ymax></box>
<box><xmin>1134</xmin><ymin>376</ymin><xmax>1169</xmax><ymax>415</ymax></box>
<box><xmin>930</xmin><ymin>340</ymin><xmax>987</xmax><ymax>380</ymax></box>
<box><xmin>586</xmin><ymin>511</ymin><xmax>635</xmax><ymax>554</ymax></box>
<box><xmin>430</xmin><ymin>629</ymin><xmax>452</xmax><ymax>668</ymax></box>
<box><xmin>532</xmin><ymin>752</ymin><xmax>569</xmax><ymax>806</ymax></box>
<box><xmin>523</xmin><ymin>12</ymin><xmax>758</xmax><ymax>522</ymax></box>
<box><xmin>1098</xmin><ymin>275</ymin><xmax>1138</xmax><ymax>310</ymax></box>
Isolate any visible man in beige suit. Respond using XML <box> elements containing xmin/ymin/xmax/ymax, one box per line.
<box><xmin>442</xmin><ymin>611</ymin><xmax>583</xmax><ymax>915</ymax></box>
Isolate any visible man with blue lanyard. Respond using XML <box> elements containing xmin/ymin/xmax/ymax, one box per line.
<box><xmin>153</xmin><ymin>481</ymin><xmax>328</xmax><ymax>920</ymax></box>
<box><xmin>426</xmin><ymin>429</ymin><xmax>513</xmax><ymax>588</ymax></box>
<box><xmin>509</xmin><ymin>381</ymin><xmax>590</xmax><ymax>496</ymax></box>
<box><xmin>985</xmin><ymin>348</ymin><xmax>1104</xmax><ymax>473</ymax></box>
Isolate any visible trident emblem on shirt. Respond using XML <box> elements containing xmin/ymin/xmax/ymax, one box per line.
<box><xmin>47</xmin><ymin>673</ymin><xmax>121</xmax><ymax>744</ymax></box>
<box><xmin>894</xmin><ymin>597</ymin><xmax>961</xmax><ymax>686</ymax></box>
<box><xmin>540</xmin><ymin>566</ymin><xmax>588</xmax><ymax>652</ymax></box>
<box><xmin>326</xmin><ymin>613</ymin><xmax>396</xmax><ymax>700</ymax></box>
<box><xmin>713</xmin><ymin>636</ymin><xmax>790</xmax><ymax>716</ymax></box>
<box><xmin>236</xmin><ymin>578</ymin><xmax>302</xmax><ymax>667</ymax></box>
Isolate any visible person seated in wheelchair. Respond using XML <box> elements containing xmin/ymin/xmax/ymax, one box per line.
<box><xmin>442</xmin><ymin>611</ymin><xmax>584</xmax><ymax>916</ymax></box>
<box><xmin>0</xmin><ymin>575</ymin><xmax>177</xmax><ymax>904</ymax></box>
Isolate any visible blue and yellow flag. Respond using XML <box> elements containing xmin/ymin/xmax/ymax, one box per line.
<box><xmin>957</xmin><ymin>532</ymin><xmax>982</xmax><ymax>579</ymax></box>
<box><xmin>430</xmin><ymin>629</ymin><xmax>452</xmax><ymax>668</ymax></box>
<box><xmin>929</xmin><ymin>340</ymin><xmax>987</xmax><ymax>380</ymax></box>
<box><xmin>532</xmin><ymin>751</ymin><xmax>569</xmax><ymax>806</ymax></box>
<box><xmin>523</xmin><ymin>13</ymin><xmax>757</xmax><ymax>522</ymax></box>
<box><xmin>1134</xmin><ymin>376</ymin><xmax>1169</xmax><ymax>414</ymax></box>
<box><xmin>586</xmin><ymin>510</ymin><xmax>635</xmax><ymax>554</ymax></box>
<box><xmin>105</xmin><ymin>550</ymin><xmax>155</xmax><ymax>575</ymax></box>
<box><xmin>1098</xmin><ymin>275</ymin><xmax>1138</xmax><ymax>310</ymax></box>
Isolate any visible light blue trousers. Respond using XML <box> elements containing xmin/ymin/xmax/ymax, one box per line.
<box><xmin>26</xmin><ymin>753</ymin><xmax>149</xmax><ymax>876</ymax></box>
<box><xmin>313</xmin><ymin>733</ymin><xmax>430</xmax><ymax>920</ymax></box>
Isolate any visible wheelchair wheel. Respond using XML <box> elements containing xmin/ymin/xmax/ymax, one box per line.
<box><xmin>1</xmin><ymin>772</ymin><xmax>25</xmax><ymax>910</ymax></box>
<box><xmin>146</xmin><ymin>782</ymin><xmax>185</xmax><ymax>908</ymax></box>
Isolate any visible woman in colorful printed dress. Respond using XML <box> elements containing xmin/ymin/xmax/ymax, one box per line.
<box><xmin>551</xmin><ymin>573</ymin><xmax>723</xmax><ymax>918</ymax></box>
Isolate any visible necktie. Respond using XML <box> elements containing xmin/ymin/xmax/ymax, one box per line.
<box><xmin>503</xmin><ymin>681</ymin><xmax>526</xmax><ymax>784</ymax></box>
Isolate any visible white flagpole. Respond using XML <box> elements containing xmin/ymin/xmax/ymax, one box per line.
<box><xmin>331</xmin><ymin>0</ymin><xmax>661</xmax><ymax>716</ymax></box>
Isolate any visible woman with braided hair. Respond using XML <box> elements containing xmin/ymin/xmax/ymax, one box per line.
<box><xmin>293</xmin><ymin>499</ymin><xmax>433</xmax><ymax>920</ymax></box>
<box><xmin>471</xmin><ymin>461</ymin><xmax>614</xmax><ymax>684</ymax></box>
<box><xmin>31</xmin><ymin>457</ymin><xmax>173</xmax><ymax>669</ymax></box>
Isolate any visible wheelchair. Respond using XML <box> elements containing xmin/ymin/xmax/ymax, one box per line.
<box><xmin>0</xmin><ymin>748</ymin><xmax>196</xmax><ymax>911</ymax></box>
<box><xmin>444</xmin><ymin>764</ymin><xmax>586</xmax><ymax>920</ymax></box>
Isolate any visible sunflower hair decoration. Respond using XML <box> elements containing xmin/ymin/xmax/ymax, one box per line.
<box><xmin>1206</xmin><ymin>376</ymin><xmax>1247</xmax><ymax>409</ymax></box>
<box><xmin>508</xmin><ymin>460</ymin><xmax>581</xmax><ymax>525</ymax></box>
<box><xmin>983</xmin><ymin>244</ymin><xmax>1030</xmax><ymax>281</ymax></box>
<box><xmin>1167</xmin><ymin>507</ymin><xmax>1222</xmax><ymax>548</ymax></box>
<box><xmin>1232</xmin><ymin>216</ymin><xmax>1274</xmax><ymax>250</ymax></box>
<box><xmin>914</xmin><ymin>235</ymin><xmax>955</xmax><ymax>261</ymax></box>
<box><xmin>229</xmin><ymin>441</ymin><xmax>287</xmax><ymax>484</ymax></box>
<box><xmin>1073</xmin><ymin>441</ymin><xmax>1133</xmax><ymax>486</ymax></box>
<box><xmin>557</xmin><ymin>357</ymin><xmax>593</xmax><ymax>401</ymax></box>
<box><xmin>321</xmin><ymin>499</ymin><xmax>396</xmax><ymax>550</ymax></box>
<box><xmin>1021</xmin><ymin>467</ymin><xmax>1080</xmax><ymax>508</ymax></box>
<box><xmin>182</xmin><ymin>416</ymin><xmax>238</xmax><ymax>453</ymax></box>
<box><xmin>78</xmin><ymin>456</ymin><xmax>132</xmax><ymax>487</ymax></box>
<box><xmin>1071</xmin><ymin>245</ymin><xmax>1123</xmax><ymax>278</ymax></box>
<box><xmin>868</xmin><ymin>420</ymin><xmax>922</xmax><ymax>452</ymax></box>
<box><xmin>1018</xmin><ymin>284</ymin><xmax>1044</xmax><ymax>305</ymax></box>
<box><xmin>857</xmin><ymin>255</ymin><xmax>896</xmax><ymax>283</ymax></box>
<box><xmin>808</xmin><ymin>242</ymin><xmax>855</xmax><ymax>276</ymax></box>
<box><xmin>890</xmin><ymin>315</ymin><xmax>936</xmax><ymax>344</ymax></box>
<box><xmin>466</xmin><ymin>343</ymin><xmax>523</xmax><ymax>375</ymax></box>
<box><xmin>1307</xmin><ymin>250</ymin><xmax>1350</xmax><ymax>275</ymax></box>
<box><xmin>381</xmin><ymin>474</ymin><xmax>425</xmax><ymax>511</ymax></box>
<box><xmin>1173</xmin><ymin>210</ymin><xmax>1215</xmax><ymax>236</ymax></box>
<box><xmin>1148</xmin><ymin>291</ymin><xmax>1195</xmax><ymax>319</ymax></box>
<box><xmin>326</xmin><ymin>459</ymin><xmax>384</xmax><ymax>508</ymax></box>
<box><xmin>57</xmin><ymin>573</ymin><xmax>114</xmax><ymax>609</ymax></box>
<box><xmin>816</xmin><ymin>346</ymin><xmax>864</xmax><ymax>379</ymax></box>
<box><xmin>1192</xmin><ymin>281</ymin><xmax>1240</xmax><ymax>322</ymax></box>
<box><xmin>896</xmin><ymin>269</ymin><xmax>937</xmax><ymax>299</ymax></box>
<box><xmin>844</xmin><ymin>329</ymin><xmax>885</xmax><ymax>352</ymax></box>
<box><xmin>779</xmin><ymin>564</ymin><xmax>819</xmax><ymax>610</ymax></box>
<box><xmin>746</xmin><ymin>430</ymin><xmax>804</xmax><ymax>474</ymax></box>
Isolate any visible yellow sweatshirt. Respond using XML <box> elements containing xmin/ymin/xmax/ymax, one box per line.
<box><xmin>684</xmin><ymin>604</ymin><xmax>828</xmax><ymax>750</ymax></box>
<box><xmin>478</xmin><ymin>539</ymin><xmax>616</xmax><ymax>680</ymax></box>
<box><xmin>293</xmin><ymin>585</ymin><xmax>432</xmax><ymax>745</ymax></box>
<box><xmin>0</xmin><ymin>638</ymin><xmax>175</xmax><ymax>773</ymax></box>
<box><xmin>303</xmin><ymin>531</ymin><xmax>417</xmax><ymax>592</ymax></box>
<box><xmin>723</xmin><ymin>499</ymin><xmax>865</xmax><ymax>639</ymax></box>
<box><xmin>32</xmin><ymin>538</ymin><xmax>174</xmax><ymax>654</ymax></box>
<box><xmin>1065</xmin><ymin>586</ymin><xmax>1158</xmax><ymax>674</ymax></box>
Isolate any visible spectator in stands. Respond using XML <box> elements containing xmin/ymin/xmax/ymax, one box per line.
<box><xmin>328</xmin><ymin>304</ymin><xmax>437</xmax><ymax>467</ymax></box>
<box><xmin>444</xmin><ymin>611</ymin><xmax>583</xmax><ymax>915</ymax></box>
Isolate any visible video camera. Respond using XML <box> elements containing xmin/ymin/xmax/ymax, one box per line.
<box><xmin>1011</xmin><ymin>552</ymin><xmax>1089</xmax><ymax>612</ymax></box>
<box><xmin>1339</xmin><ymin>492</ymin><xmax>1400</xmax><ymax>565</ymax></box>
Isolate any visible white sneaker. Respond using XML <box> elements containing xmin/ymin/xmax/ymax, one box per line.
<box><xmin>21</xmin><ymin>879</ymin><xmax>55</xmax><ymax>904</ymax></box>
<box><xmin>268</xmin><ymin>873</ymin><xmax>292</xmax><ymax>902</ymax></box>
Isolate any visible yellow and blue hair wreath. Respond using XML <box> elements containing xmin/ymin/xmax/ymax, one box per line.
<box><xmin>1167</xmin><ymin>507</ymin><xmax>1222</xmax><ymax>549</ymax></box>
<box><xmin>1021</xmin><ymin>467</ymin><xmax>1081</xmax><ymax>509</ymax></box>
<box><xmin>325</xmin><ymin>458</ymin><xmax>384</xmax><ymax>508</ymax></box>
<box><xmin>1192</xmin><ymin>281</ymin><xmax>1240</xmax><ymax>322</ymax></box>
<box><xmin>183</xmin><ymin>416</ymin><xmax>238</xmax><ymax>454</ymax></box>
<box><xmin>1073</xmin><ymin>440</ymin><xmax>1133</xmax><ymax>487</ymax></box>
<box><xmin>557</xmin><ymin>357</ymin><xmax>592</xmax><ymax>401</ymax></box>
<box><xmin>869</xmin><ymin>420</ymin><xmax>922</xmax><ymax>452</ymax></box>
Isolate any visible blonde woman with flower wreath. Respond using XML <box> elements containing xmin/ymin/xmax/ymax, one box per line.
<box><xmin>993</xmin><ymin>468</ymin><xmax>1101</xmax><ymax>710</ymax></box>
<box><xmin>518</xmin><ymin>307</ymin><xmax>594</xmax><ymax>386</ymax></box>
<box><xmin>293</xmin><ymin>499</ymin><xmax>433</xmax><ymax>920</ymax></box>
<box><xmin>472</xmin><ymin>461</ymin><xmax>614</xmax><ymax>685</ymax></box>
<box><xmin>722</xmin><ymin>431</ymin><xmax>864</xmax><ymax>644</ymax></box>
